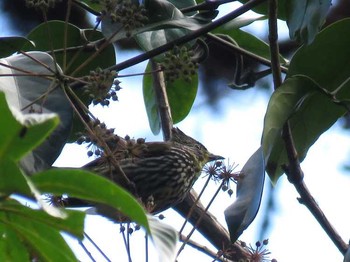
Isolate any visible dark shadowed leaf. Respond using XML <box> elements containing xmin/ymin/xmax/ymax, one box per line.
<box><xmin>23</xmin><ymin>21</ymin><xmax>115</xmax><ymax>77</ymax></box>
<box><xmin>238</xmin><ymin>0</ymin><xmax>287</xmax><ymax>20</ymax></box>
<box><xmin>0</xmin><ymin>36</ymin><xmax>35</xmax><ymax>57</ymax></box>
<box><xmin>286</xmin><ymin>0</ymin><xmax>331</xmax><ymax>44</ymax></box>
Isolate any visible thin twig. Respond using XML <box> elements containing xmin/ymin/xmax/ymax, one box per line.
<box><xmin>268</xmin><ymin>0</ymin><xmax>348</xmax><ymax>255</ymax></box>
<box><xmin>177</xmin><ymin>180</ymin><xmax>226</xmax><ymax>258</ymax></box>
<box><xmin>78</xmin><ymin>239</ymin><xmax>97</xmax><ymax>262</ymax></box>
<box><xmin>178</xmin><ymin>174</ymin><xmax>213</xmax><ymax>235</ymax></box>
<box><xmin>174</xmin><ymin>191</ymin><xmax>250</xmax><ymax>260</ymax></box>
<box><xmin>84</xmin><ymin>232</ymin><xmax>111</xmax><ymax>262</ymax></box>
<box><xmin>179</xmin><ymin>234</ymin><xmax>232</xmax><ymax>262</ymax></box>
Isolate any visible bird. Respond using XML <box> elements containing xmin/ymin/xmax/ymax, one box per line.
<box><xmin>60</xmin><ymin>127</ymin><xmax>223</xmax><ymax>220</ymax></box>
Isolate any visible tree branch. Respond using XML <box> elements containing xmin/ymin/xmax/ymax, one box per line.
<box><xmin>107</xmin><ymin>0</ymin><xmax>267</xmax><ymax>73</ymax></box>
<box><xmin>268</xmin><ymin>0</ymin><xmax>348</xmax><ymax>255</ymax></box>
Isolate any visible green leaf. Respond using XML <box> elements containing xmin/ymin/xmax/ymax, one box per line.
<box><xmin>0</xmin><ymin>160</ymin><xmax>31</xmax><ymax>196</ymax></box>
<box><xmin>0</xmin><ymin>209</ymin><xmax>78</xmax><ymax>262</ymax></box>
<box><xmin>262</xmin><ymin>76</ymin><xmax>346</xmax><ymax>182</ymax></box>
<box><xmin>0</xmin><ymin>223</ymin><xmax>30</xmax><ymax>261</ymax></box>
<box><xmin>0</xmin><ymin>92</ymin><xmax>59</xmax><ymax>162</ymax></box>
<box><xmin>23</xmin><ymin>21</ymin><xmax>116</xmax><ymax>77</ymax></box>
<box><xmin>0</xmin><ymin>36</ymin><xmax>35</xmax><ymax>57</ymax></box>
<box><xmin>286</xmin><ymin>0</ymin><xmax>331</xmax><ymax>44</ymax></box>
<box><xmin>238</xmin><ymin>0</ymin><xmax>287</xmax><ymax>20</ymax></box>
<box><xmin>0</xmin><ymin>199</ymin><xmax>85</xmax><ymax>238</ymax></box>
<box><xmin>143</xmin><ymin>65</ymin><xmax>161</xmax><ymax>134</ymax></box>
<box><xmin>262</xmin><ymin>19</ymin><xmax>350</xmax><ymax>182</ymax></box>
<box><xmin>143</xmin><ymin>61</ymin><xmax>198</xmax><ymax>135</ymax></box>
<box><xmin>76</xmin><ymin>0</ymin><xmax>104</xmax><ymax>12</ymax></box>
<box><xmin>288</xmin><ymin>18</ymin><xmax>350</xmax><ymax>92</ymax></box>
<box><xmin>32</xmin><ymin>168</ymin><xmax>150</xmax><ymax>232</ymax></box>
<box><xmin>212</xmin><ymin>28</ymin><xmax>286</xmax><ymax>63</ymax></box>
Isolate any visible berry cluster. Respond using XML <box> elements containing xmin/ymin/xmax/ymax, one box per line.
<box><xmin>77</xmin><ymin>120</ymin><xmax>118</xmax><ymax>157</ymax></box>
<box><xmin>162</xmin><ymin>46</ymin><xmax>198</xmax><ymax>82</ymax></box>
<box><xmin>82</xmin><ymin>68</ymin><xmax>120</xmax><ymax>106</ymax></box>
<box><xmin>25</xmin><ymin>0</ymin><xmax>61</xmax><ymax>10</ymax></box>
<box><xmin>102</xmin><ymin>0</ymin><xmax>148</xmax><ymax>37</ymax></box>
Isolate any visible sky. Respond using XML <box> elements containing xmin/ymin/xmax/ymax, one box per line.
<box><xmin>2</xmin><ymin>1</ymin><xmax>350</xmax><ymax>261</ymax></box>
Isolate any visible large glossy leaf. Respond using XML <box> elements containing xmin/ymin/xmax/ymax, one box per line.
<box><xmin>143</xmin><ymin>61</ymin><xmax>198</xmax><ymax>134</ymax></box>
<box><xmin>0</xmin><ymin>92</ymin><xmax>59</xmax><ymax>162</ymax></box>
<box><xmin>224</xmin><ymin>147</ymin><xmax>265</xmax><ymax>242</ymax></box>
<box><xmin>0</xmin><ymin>36</ymin><xmax>35</xmax><ymax>57</ymax></box>
<box><xmin>0</xmin><ymin>223</ymin><xmax>30</xmax><ymax>261</ymax></box>
<box><xmin>32</xmin><ymin>168</ymin><xmax>150</xmax><ymax>232</ymax></box>
<box><xmin>262</xmin><ymin>19</ymin><xmax>350</xmax><ymax>182</ymax></box>
<box><xmin>288</xmin><ymin>19</ymin><xmax>350</xmax><ymax>91</ymax></box>
<box><xmin>262</xmin><ymin>76</ymin><xmax>346</xmax><ymax>182</ymax></box>
<box><xmin>22</xmin><ymin>21</ymin><xmax>115</xmax><ymax>77</ymax></box>
<box><xmin>0</xmin><ymin>160</ymin><xmax>31</xmax><ymax>197</ymax></box>
<box><xmin>1</xmin><ymin>199</ymin><xmax>85</xmax><ymax>238</ymax></box>
<box><xmin>286</xmin><ymin>0</ymin><xmax>331</xmax><ymax>44</ymax></box>
<box><xmin>0</xmin><ymin>210</ymin><xmax>77</xmax><ymax>262</ymax></box>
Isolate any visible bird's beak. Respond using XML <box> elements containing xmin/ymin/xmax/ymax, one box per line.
<box><xmin>209</xmin><ymin>153</ymin><xmax>224</xmax><ymax>162</ymax></box>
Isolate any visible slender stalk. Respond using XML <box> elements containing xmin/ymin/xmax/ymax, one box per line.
<box><xmin>84</xmin><ymin>232</ymin><xmax>111</xmax><ymax>262</ymax></box>
<box><xmin>179</xmin><ymin>234</ymin><xmax>233</xmax><ymax>262</ymax></box>
<box><xmin>78</xmin><ymin>239</ymin><xmax>97</xmax><ymax>262</ymax></box>
<box><xmin>178</xmin><ymin>174</ymin><xmax>213</xmax><ymax>235</ymax></box>
<box><xmin>268</xmin><ymin>0</ymin><xmax>348</xmax><ymax>255</ymax></box>
<box><xmin>150</xmin><ymin>61</ymin><xmax>173</xmax><ymax>141</ymax></box>
<box><xmin>177</xmin><ymin>179</ymin><xmax>226</xmax><ymax>258</ymax></box>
